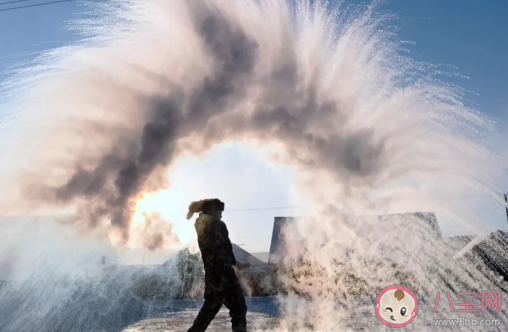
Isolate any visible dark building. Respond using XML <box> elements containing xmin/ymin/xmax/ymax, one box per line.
<box><xmin>268</xmin><ymin>217</ymin><xmax>301</xmax><ymax>266</ymax></box>
<box><xmin>268</xmin><ymin>212</ymin><xmax>442</xmax><ymax>266</ymax></box>
<box><xmin>268</xmin><ymin>213</ymin><xmax>508</xmax><ymax>286</ymax></box>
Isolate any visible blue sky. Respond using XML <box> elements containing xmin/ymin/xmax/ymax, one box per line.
<box><xmin>0</xmin><ymin>1</ymin><xmax>77</xmax><ymax>82</ymax></box>
<box><xmin>1</xmin><ymin>1</ymin><xmax>506</xmax><ymax>122</ymax></box>
<box><xmin>381</xmin><ymin>0</ymin><xmax>508</xmax><ymax>120</ymax></box>
<box><xmin>1</xmin><ymin>0</ymin><xmax>508</xmax><ymax>120</ymax></box>
<box><xmin>1</xmin><ymin>0</ymin><xmax>507</xmax><ymax>254</ymax></box>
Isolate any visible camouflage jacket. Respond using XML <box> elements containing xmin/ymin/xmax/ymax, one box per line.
<box><xmin>194</xmin><ymin>213</ymin><xmax>236</xmax><ymax>271</ymax></box>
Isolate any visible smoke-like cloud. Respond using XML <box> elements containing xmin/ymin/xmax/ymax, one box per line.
<box><xmin>139</xmin><ymin>212</ymin><xmax>179</xmax><ymax>251</ymax></box>
<box><xmin>0</xmin><ymin>0</ymin><xmax>506</xmax><ymax>331</ymax></box>
<box><xmin>1</xmin><ymin>1</ymin><xmax>507</xmax><ymax>329</ymax></box>
<box><xmin>22</xmin><ymin>3</ymin><xmax>260</xmax><ymax>248</ymax></box>
<box><xmin>4</xmin><ymin>0</ymin><xmax>501</xmax><ymax>251</ymax></box>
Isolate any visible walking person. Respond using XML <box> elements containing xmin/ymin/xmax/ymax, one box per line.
<box><xmin>186</xmin><ymin>198</ymin><xmax>248</xmax><ymax>332</ymax></box>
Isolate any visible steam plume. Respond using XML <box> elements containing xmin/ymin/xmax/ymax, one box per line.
<box><xmin>3</xmin><ymin>0</ymin><xmax>502</xmax><ymax>250</ymax></box>
<box><xmin>0</xmin><ymin>0</ymin><xmax>507</xmax><ymax>330</ymax></box>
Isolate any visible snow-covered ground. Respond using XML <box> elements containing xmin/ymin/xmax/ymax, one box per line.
<box><xmin>122</xmin><ymin>310</ymin><xmax>279</xmax><ymax>332</ymax></box>
<box><xmin>121</xmin><ymin>296</ymin><xmax>507</xmax><ymax>332</ymax></box>
<box><xmin>123</xmin><ymin>297</ymin><xmax>279</xmax><ymax>332</ymax></box>
<box><xmin>144</xmin><ymin>297</ymin><xmax>280</xmax><ymax>316</ymax></box>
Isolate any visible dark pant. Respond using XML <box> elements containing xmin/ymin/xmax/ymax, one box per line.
<box><xmin>187</xmin><ymin>266</ymin><xmax>247</xmax><ymax>332</ymax></box>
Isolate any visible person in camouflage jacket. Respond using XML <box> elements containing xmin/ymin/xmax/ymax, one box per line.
<box><xmin>186</xmin><ymin>199</ymin><xmax>248</xmax><ymax>332</ymax></box>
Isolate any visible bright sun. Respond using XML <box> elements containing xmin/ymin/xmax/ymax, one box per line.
<box><xmin>131</xmin><ymin>189</ymin><xmax>197</xmax><ymax>247</ymax></box>
<box><xmin>112</xmin><ymin>141</ymin><xmax>291</xmax><ymax>251</ymax></box>
<box><xmin>112</xmin><ymin>155</ymin><xmax>210</xmax><ymax>250</ymax></box>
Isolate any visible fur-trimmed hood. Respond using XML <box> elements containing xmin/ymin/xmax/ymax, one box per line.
<box><xmin>186</xmin><ymin>199</ymin><xmax>224</xmax><ymax>220</ymax></box>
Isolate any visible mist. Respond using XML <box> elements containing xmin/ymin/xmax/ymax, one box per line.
<box><xmin>1</xmin><ymin>0</ymin><xmax>507</xmax><ymax>331</ymax></box>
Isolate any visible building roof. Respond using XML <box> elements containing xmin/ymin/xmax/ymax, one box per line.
<box><xmin>232</xmin><ymin>244</ymin><xmax>266</xmax><ymax>266</ymax></box>
<box><xmin>250</xmin><ymin>252</ymin><xmax>269</xmax><ymax>263</ymax></box>
<box><xmin>162</xmin><ymin>244</ymin><xmax>270</xmax><ymax>274</ymax></box>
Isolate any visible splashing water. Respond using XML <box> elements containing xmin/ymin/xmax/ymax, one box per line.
<box><xmin>1</xmin><ymin>0</ymin><xmax>507</xmax><ymax>331</ymax></box>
